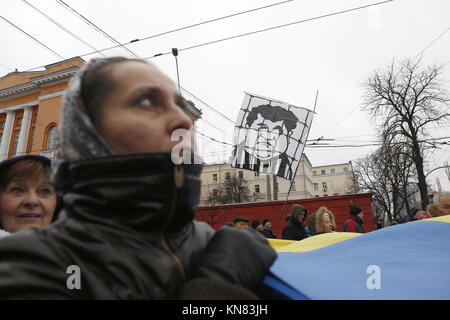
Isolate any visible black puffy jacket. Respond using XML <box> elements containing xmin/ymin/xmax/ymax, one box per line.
<box><xmin>0</xmin><ymin>153</ymin><xmax>276</xmax><ymax>299</ymax></box>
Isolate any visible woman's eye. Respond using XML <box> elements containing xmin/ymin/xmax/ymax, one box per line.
<box><xmin>11</xmin><ymin>187</ymin><xmax>24</xmax><ymax>193</ymax></box>
<box><xmin>138</xmin><ymin>97</ymin><xmax>153</xmax><ymax>107</ymax></box>
<box><xmin>39</xmin><ymin>189</ymin><xmax>51</xmax><ymax>196</ymax></box>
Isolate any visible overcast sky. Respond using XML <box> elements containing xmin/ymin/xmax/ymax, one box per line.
<box><xmin>1</xmin><ymin>0</ymin><xmax>449</xmax><ymax>190</ymax></box>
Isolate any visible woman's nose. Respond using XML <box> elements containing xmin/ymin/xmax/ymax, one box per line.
<box><xmin>22</xmin><ymin>192</ymin><xmax>40</xmax><ymax>208</ymax></box>
<box><xmin>167</xmin><ymin>104</ymin><xmax>193</xmax><ymax>135</ymax></box>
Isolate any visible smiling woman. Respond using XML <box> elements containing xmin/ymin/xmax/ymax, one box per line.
<box><xmin>0</xmin><ymin>155</ymin><xmax>57</xmax><ymax>234</ymax></box>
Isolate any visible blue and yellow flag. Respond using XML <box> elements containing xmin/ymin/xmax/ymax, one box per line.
<box><xmin>264</xmin><ymin>216</ymin><xmax>450</xmax><ymax>299</ymax></box>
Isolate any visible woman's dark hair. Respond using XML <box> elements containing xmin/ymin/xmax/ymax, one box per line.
<box><xmin>80</xmin><ymin>57</ymin><xmax>148</xmax><ymax>127</ymax></box>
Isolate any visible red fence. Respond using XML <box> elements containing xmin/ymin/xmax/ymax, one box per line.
<box><xmin>195</xmin><ymin>193</ymin><xmax>374</xmax><ymax>237</ymax></box>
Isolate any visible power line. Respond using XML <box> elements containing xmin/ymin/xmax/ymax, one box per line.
<box><xmin>54</xmin><ymin>0</ymin><xmax>138</xmax><ymax>58</ymax></box>
<box><xmin>415</xmin><ymin>26</ymin><xmax>450</xmax><ymax>59</ymax></box>
<box><xmin>145</xmin><ymin>0</ymin><xmax>394</xmax><ymax>58</ymax></box>
<box><xmin>56</xmin><ymin>0</ymin><xmax>295</xmax><ymax>60</ymax></box>
<box><xmin>0</xmin><ymin>15</ymin><xmax>65</xmax><ymax>60</ymax></box>
<box><xmin>21</xmin><ymin>0</ymin><xmax>107</xmax><ymax>57</ymax></box>
<box><xmin>0</xmin><ymin>63</ymin><xmax>13</xmax><ymax>72</ymax></box>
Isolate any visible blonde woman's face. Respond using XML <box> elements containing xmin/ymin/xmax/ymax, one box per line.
<box><xmin>323</xmin><ymin>215</ymin><xmax>333</xmax><ymax>233</ymax></box>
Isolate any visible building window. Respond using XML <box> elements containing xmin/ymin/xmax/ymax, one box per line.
<box><xmin>212</xmin><ymin>173</ymin><xmax>217</xmax><ymax>182</ymax></box>
<box><xmin>226</xmin><ymin>188</ymin><xmax>231</xmax><ymax>196</ymax></box>
<box><xmin>212</xmin><ymin>189</ymin><xmax>218</xmax><ymax>197</ymax></box>
<box><xmin>322</xmin><ymin>182</ymin><xmax>327</xmax><ymax>191</ymax></box>
<box><xmin>290</xmin><ymin>181</ymin><xmax>295</xmax><ymax>191</ymax></box>
<box><xmin>315</xmin><ymin>195</ymin><xmax>319</xmax><ymax>198</ymax></box>
<box><xmin>1</xmin><ymin>121</ymin><xmax>5</xmax><ymax>129</ymax></box>
<box><xmin>321</xmin><ymin>170</ymin><xmax>326</xmax><ymax>175</ymax></box>
<box><xmin>333</xmin><ymin>193</ymin><xmax>338</xmax><ymax>196</ymax></box>
<box><xmin>343</xmin><ymin>167</ymin><xmax>348</xmax><ymax>172</ymax></box>
<box><xmin>323</xmin><ymin>194</ymin><xmax>328</xmax><ymax>197</ymax></box>
<box><xmin>254</xmin><ymin>185</ymin><xmax>260</xmax><ymax>194</ymax></box>
<box><xmin>331</xmin><ymin>168</ymin><xmax>335</xmax><ymax>174</ymax></box>
<box><xmin>16</xmin><ymin>117</ymin><xmax>22</xmax><ymax>126</ymax></box>
<box><xmin>225</xmin><ymin>172</ymin><xmax>231</xmax><ymax>180</ymax></box>
<box><xmin>314</xmin><ymin>183</ymin><xmax>318</xmax><ymax>191</ymax></box>
<box><xmin>238</xmin><ymin>171</ymin><xmax>243</xmax><ymax>179</ymax></box>
<box><xmin>312</xmin><ymin>170</ymin><xmax>317</xmax><ymax>176</ymax></box>
<box><xmin>254</xmin><ymin>172</ymin><xmax>260</xmax><ymax>177</ymax></box>
<box><xmin>11</xmin><ymin>130</ymin><xmax>20</xmax><ymax>155</ymax></box>
<box><xmin>46</xmin><ymin>125</ymin><xmax>58</xmax><ymax>150</ymax></box>
<box><xmin>275</xmin><ymin>182</ymin><xmax>280</xmax><ymax>192</ymax></box>
<box><xmin>32</xmin><ymin>114</ymin><xmax>37</xmax><ymax>123</ymax></box>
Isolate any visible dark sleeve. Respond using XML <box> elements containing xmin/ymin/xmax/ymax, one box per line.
<box><xmin>343</xmin><ymin>221</ymin><xmax>349</xmax><ymax>232</ymax></box>
<box><xmin>282</xmin><ymin>222</ymin><xmax>299</xmax><ymax>240</ymax></box>
<box><xmin>0</xmin><ymin>230</ymin><xmax>74</xmax><ymax>299</ymax></box>
<box><xmin>191</xmin><ymin>227</ymin><xmax>277</xmax><ymax>291</ymax></box>
<box><xmin>356</xmin><ymin>223</ymin><xmax>365</xmax><ymax>233</ymax></box>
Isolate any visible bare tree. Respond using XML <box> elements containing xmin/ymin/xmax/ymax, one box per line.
<box><xmin>354</xmin><ymin>139</ymin><xmax>418</xmax><ymax>223</ymax></box>
<box><xmin>221</xmin><ymin>172</ymin><xmax>251</xmax><ymax>204</ymax></box>
<box><xmin>363</xmin><ymin>57</ymin><xmax>450</xmax><ymax>209</ymax></box>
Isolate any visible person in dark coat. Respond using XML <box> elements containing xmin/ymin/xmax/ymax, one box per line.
<box><xmin>281</xmin><ymin>204</ymin><xmax>307</xmax><ymax>240</ymax></box>
<box><xmin>261</xmin><ymin>219</ymin><xmax>275</xmax><ymax>238</ymax></box>
<box><xmin>343</xmin><ymin>205</ymin><xmax>365</xmax><ymax>233</ymax></box>
<box><xmin>0</xmin><ymin>57</ymin><xmax>276</xmax><ymax>299</ymax></box>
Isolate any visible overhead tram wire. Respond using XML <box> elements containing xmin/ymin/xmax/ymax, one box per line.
<box><xmin>54</xmin><ymin>0</ymin><xmax>139</xmax><ymax>58</ymax></box>
<box><xmin>21</xmin><ymin>0</ymin><xmax>107</xmax><ymax>57</ymax></box>
<box><xmin>145</xmin><ymin>0</ymin><xmax>394</xmax><ymax>59</ymax></box>
<box><xmin>0</xmin><ymin>15</ymin><xmax>65</xmax><ymax>60</ymax></box>
<box><xmin>415</xmin><ymin>26</ymin><xmax>450</xmax><ymax>60</ymax></box>
<box><xmin>46</xmin><ymin>0</ymin><xmax>295</xmax><ymax>60</ymax></box>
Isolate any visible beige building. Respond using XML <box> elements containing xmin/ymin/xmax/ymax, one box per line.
<box><xmin>199</xmin><ymin>154</ymin><xmax>356</xmax><ymax>206</ymax></box>
<box><xmin>311</xmin><ymin>161</ymin><xmax>355</xmax><ymax>198</ymax></box>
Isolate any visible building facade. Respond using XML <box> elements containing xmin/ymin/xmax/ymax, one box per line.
<box><xmin>0</xmin><ymin>57</ymin><xmax>201</xmax><ymax>161</ymax></box>
<box><xmin>199</xmin><ymin>155</ymin><xmax>357</xmax><ymax>206</ymax></box>
<box><xmin>311</xmin><ymin>161</ymin><xmax>356</xmax><ymax>198</ymax></box>
<box><xmin>0</xmin><ymin>57</ymin><xmax>84</xmax><ymax>160</ymax></box>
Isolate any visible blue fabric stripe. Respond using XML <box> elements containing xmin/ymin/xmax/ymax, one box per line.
<box><xmin>264</xmin><ymin>220</ymin><xmax>450</xmax><ymax>299</ymax></box>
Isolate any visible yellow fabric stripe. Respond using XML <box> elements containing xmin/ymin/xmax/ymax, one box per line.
<box><xmin>268</xmin><ymin>232</ymin><xmax>361</xmax><ymax>253</ymax></box>
<box><xmin>268</xmin><ymin>215</ymin><xmax>450</xmax><ymax>253</ymax></box>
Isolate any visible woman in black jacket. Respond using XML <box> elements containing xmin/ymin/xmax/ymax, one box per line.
<box><xmin>0</xmin><ymin>57</ymin><xmax>276</xmax><ymax>299</ymax></box>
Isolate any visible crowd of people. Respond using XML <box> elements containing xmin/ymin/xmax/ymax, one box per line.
<box><xmin>224</xmin><ymin>191</ymin><xmax>450</xmax><ymax>241</ymax></box>
<box><xmin>0</xmin><ymin>56</ymin><xmax>448</xmax><ymax>300</ymax></box>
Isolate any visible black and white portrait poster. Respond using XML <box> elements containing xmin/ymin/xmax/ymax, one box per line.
<box><xmin>232</xmin><ymin>92</ymin><xmax>314</xmax><ymax>180</ymax></box>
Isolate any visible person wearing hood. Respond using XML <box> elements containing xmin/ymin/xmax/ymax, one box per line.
<box><xmin>0</xmin><ymin>57</ymin><xmax>276</xmax><ymax>299</ymax></box>
<box><xmin>306</xmin><ymin>207</ymin><xmax>336</xmax><ymax>236</ymax></box>
<box><xmin>343</xmin><ymin>205</ymin><xmax>365</xmax><ymax>233</ymax></box>
<box><xmin>281</xmin><ymin>204</ymin><xmax>307</xmax><ymax>240</ymax></box>
<box><xmin>0</xmin><ymin>155</ymin><xmax>59</xmax><ymax>237</ymax></box>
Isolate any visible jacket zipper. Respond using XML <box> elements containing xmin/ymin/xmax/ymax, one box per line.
<box><xmin>160</xmin><ymin>165</ymin><xmax>185</xmax><ymax>280</ymax></box>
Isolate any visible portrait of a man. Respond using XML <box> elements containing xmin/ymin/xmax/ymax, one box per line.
<box><xmin>232</xmin><ymin>93</ymin><xmax>313</xmax><ymax>180</ymax></box>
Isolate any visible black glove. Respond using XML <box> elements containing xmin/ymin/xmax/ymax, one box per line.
<box><xmin>192</xmin><ymin>227</ymin><xmax>277</xmax><ymax>291</ymax></box>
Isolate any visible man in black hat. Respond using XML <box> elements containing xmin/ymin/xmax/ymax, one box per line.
<box><xmin>343</xmin><ymin>205</ymin><xmax>365</xmax><ymax>233</ymax></box>
<box><xmin>261</xmin><ymin>219</ymin><xmax>275</xmax><ymax>238</ymax></box>
<box><xmin>233</xmin><ymin>216</ymin><xmax>249</xmax><ymax>229</ymax></box>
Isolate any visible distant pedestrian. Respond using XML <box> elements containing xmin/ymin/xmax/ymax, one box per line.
<box><xmin>343</xmin><ymin>205</ymin><xmax>365</xmax><ymax>233</ymax></box>
<box><xmin>233</xmin><ymin>216</ymin><xmax>249</xmax><ymax>228</ymax></box>
<box><xmin>423</xmin><ymin>191</ymin><xmax>450</xmax><ymax>219</ymax></box>
<box><xmin>409</xmin><ymin>207</ymin><xmax>425</xmax><ymax>221</ymax></box>
<box><xmin>281</xmin><ymin>204</ymin><xmax>307</xmax><ymax>240</ymax></box>
<box><xmin>261</xmin><ymin>219</ymin><xmax>275</xmax><ymax>238</ymax></box>
<box><xmin>313</xmin><ymin>207</ymin><xmax>336</xmax><ymax>235</ymax></box>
